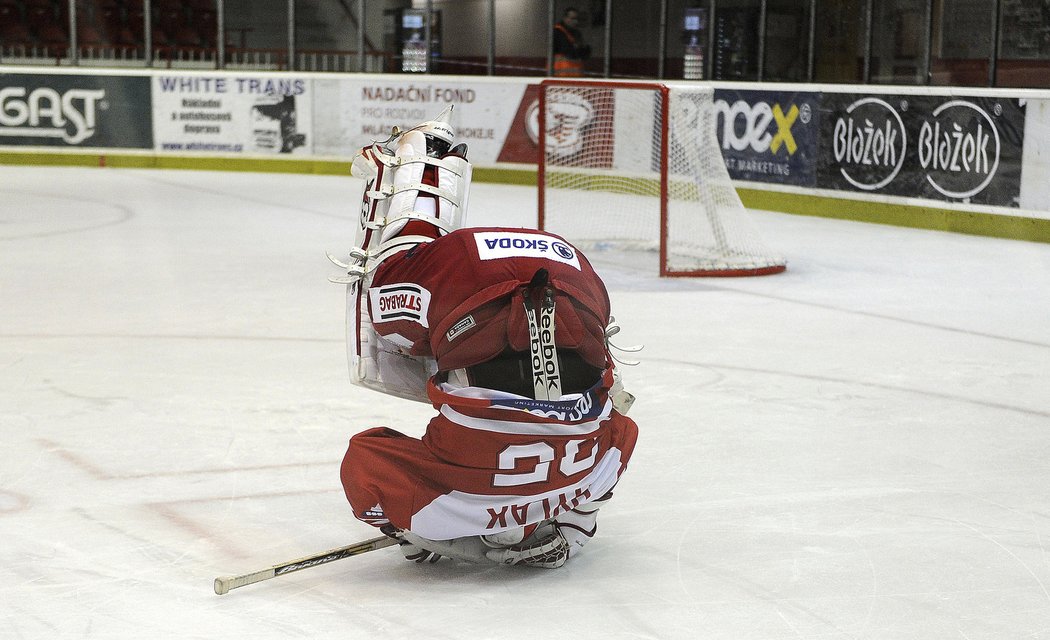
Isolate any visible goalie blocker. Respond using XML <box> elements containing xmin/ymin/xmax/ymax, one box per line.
<box><xmin>331</xmin><ymin>106</ymin><xmax>638</xmax><ymax>568</ymax></box>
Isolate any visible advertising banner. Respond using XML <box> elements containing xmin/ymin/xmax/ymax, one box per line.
<box><xmin>818</xmin><ymin>93</ymin><xmax>1026</xmax><ymax>207</ymax></box>
<box><xmin>496</xmin><ymin>83</ymin><xmax>542</xmax><ymax>165</ymax></box>
<box><xmin>712</xmin><ymin>89</ymin><xmax>821</xmax><ymax>187</ymax></box>
<box><xmin>0</xmin><ymin>72</ymin><xmax>152</xmax><ymax>148</ymax></box>
<box><xmin>152</xmin><ymin>74</ymin><xmax>313</xmax><ymax>155</ymax></box>
<box><xmin>3</xmin><ymin>67</ymin><xmax>1045</xmax><ymax>219</ymax></box>
<box><xmin>311</xmin><ymin>78</ymin><xmax>529</xmax><ymax>164</ymax></box>
<box><xmin>1020</xmin><ymin>97</ymin><xmax>1050</xmax><ymax>212</ymax></box>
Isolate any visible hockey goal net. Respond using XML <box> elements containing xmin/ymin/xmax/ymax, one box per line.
<box><xmin>538</xmin><ymin>79</ymin><xmax>786</xmax><ymax>277</ymax></box>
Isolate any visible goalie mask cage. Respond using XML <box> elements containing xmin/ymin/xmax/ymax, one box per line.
<box><xmin>537</xmin><ymin>79</ymin><xmax>786</xmax><ymax>277</ymax></box>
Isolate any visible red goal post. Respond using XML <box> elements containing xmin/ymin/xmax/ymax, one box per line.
<box><xmin>537</xmin><ymin>79</ymin><xmax>786</xmax><ymax>277</ymax></box>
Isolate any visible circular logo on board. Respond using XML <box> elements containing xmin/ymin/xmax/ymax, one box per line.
<box><xmin>541</xmin><ymin>91</ymin><xmax>595</xmax><ymax>159</ymax></box>
<box><xmin>917</xmin><ymin>100</ymin><xmax>1001</xmax><ymax>200</ymax></box>
<box><xmin>832</xmin><ymin>97</ymin><xmax>908</xmax><ymax>191</ymax></box>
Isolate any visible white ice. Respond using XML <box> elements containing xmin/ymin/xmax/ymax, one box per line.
<box><xmin>2</xmin><ymin>165</ymin><xmax>1049</xmax><ymax>639</ymax></box>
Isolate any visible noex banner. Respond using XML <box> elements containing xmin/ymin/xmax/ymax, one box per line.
<box><xmin>712</xmin><ymin>88</ymin><xmax>821</xmax><ymax>187</ymax></box>
<box><xmin>818</xmin><ymin>94</ymin><xmax>1026</xmax><ymax>207</ymax></box>
<box><xmin>0</xmin><ymin>73</ymin><xmax>152</xmax><ymax>148</ymax></box>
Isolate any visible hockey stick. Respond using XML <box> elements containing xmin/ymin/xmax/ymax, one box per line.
<box><xmin>214</xmin><ymin>534</ymin><xmax>398</xmax><ymax>595</ymax></box>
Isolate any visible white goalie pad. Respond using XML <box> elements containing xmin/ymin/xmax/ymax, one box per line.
<box><xmin>347</xmin><ymin>133</ymin><xmax>472</xmax><ymax>273</ymax></box>
<box><xmin>334</xmin><ymin>106</ymin><xmax>473</xmax><ymax>402</ymax></box>
<box><xmin>346</xmin><ymin>286</ymin><xmax>438</xmax><ymax>403</ymax></box>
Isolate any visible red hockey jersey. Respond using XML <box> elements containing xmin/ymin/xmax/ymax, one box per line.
<box><xmin>341</xmin><ymin>374</ymin><xmax>638</xmax><ymax>540</ymax></box>
<box><xmin>341</xmin><ymin>227</ymin><xmax>638</xmax><ymax>540</ymax></box>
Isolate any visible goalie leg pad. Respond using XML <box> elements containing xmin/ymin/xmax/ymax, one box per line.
<box><xmin>398</xmin><ymin>530</ymin><xmax>497</xmax><ymax>565</ymax></box>
<box><xmin>393</xmin><ymin>523</ymin><xmax>571</xmax><ymax>568</ymax></box>
<box><xmin>554</xmin><ymin>490</ymin><xmax>613</xmax><ymax>554</ymax></box>
<box><xmin>377</xmin><ymin>137</ymin><xmax>471</xmax><ymax>244</ymax></box>
<box><xmin>483</xmin><ymin>521</ymin><xmax>570</xmax><ymax>569</ymax></box>
<box><xmin>436</xmin><ymin>150</ymin><xmax>471</xmax><ymax>233</ymax></box>
<box><xmin>341</xmin><ymin>115</ymin><xmax>472</xmax><ymax>403</ymax></box>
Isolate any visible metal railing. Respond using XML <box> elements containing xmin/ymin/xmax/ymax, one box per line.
<box><xmin>3</xmin><ymin>0</ymin><xmax>1047</xmax><ymax>87</ymax></box>
<box><xmin>0</xmin><ymin>43</ymin><xmax>387</xmax><ymax>73</ymax></box>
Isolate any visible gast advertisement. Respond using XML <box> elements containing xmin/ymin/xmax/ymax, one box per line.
<box><xmin>0</xmin><ymin>73</ymin><xmax>152</xmax><ymax>149</ymax></box>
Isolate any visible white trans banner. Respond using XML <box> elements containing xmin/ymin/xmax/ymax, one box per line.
<box><xmin>152</xmin><ymin>73</ymin><xmax>313</xmax><ymax>156</ymax></box>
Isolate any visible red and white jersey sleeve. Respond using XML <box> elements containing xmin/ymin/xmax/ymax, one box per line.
<box><xmin>340</xmin><ymin>373</ymin><xmax>638</xmax><ymax>540</ymax></box>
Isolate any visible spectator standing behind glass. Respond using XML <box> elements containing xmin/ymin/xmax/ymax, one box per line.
<box><xmin>552</xmin><ymin>7</ymin><xmax>591</xmax><ymax>77</ymax></box>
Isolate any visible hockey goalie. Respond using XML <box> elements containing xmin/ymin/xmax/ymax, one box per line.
<box><xmin>333</xmin><ymin>106</ymin><xmax>638</xmax><ymax>569</ymax></box>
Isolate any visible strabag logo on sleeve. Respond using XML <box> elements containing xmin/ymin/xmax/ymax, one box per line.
<box><xmin>474</xmin><ymin>232</ymin><xmax>581</xmax><ymax>270</ymax></box>
<box><xmin>369</xmin><ymin>283</ymin><xmax>431</xmax><ymax>327</ymax></box>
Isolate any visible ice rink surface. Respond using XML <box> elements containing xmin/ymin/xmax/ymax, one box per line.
<box><xmin>2</xmin><ymin>164</ymin><xmax>1049</xmax><ymax>639</ymax></box>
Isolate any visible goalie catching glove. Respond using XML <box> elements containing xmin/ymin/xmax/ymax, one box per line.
<box><xmin>342</xmin><ymin>104</ymin><xmax>472</xmax><ymax>279</ymax></box>
<box><xmin>331</xmin><ymin>106</ymin><xmax>473</xmax><ymax>403</ymax></box>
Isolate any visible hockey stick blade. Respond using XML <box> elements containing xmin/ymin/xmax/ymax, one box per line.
<box><xmin>214</xmin><ymin>534</ymin><xmax>398</xmax><ymax>595</ymax></box>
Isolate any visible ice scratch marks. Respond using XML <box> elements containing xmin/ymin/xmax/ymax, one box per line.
<box><xmin>0</xmin><ymin>489</ymin><xmax>30</xmax><ymax>515</ymax></box>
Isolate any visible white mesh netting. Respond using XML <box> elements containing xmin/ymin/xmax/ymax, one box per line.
<box><xmin>539</xmin><ymin>81</ymin><xmax>786</xmax><ymax>277</ymax></box>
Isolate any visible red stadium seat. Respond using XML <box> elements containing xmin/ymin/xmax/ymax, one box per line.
<box><xmin>172</xmin><ymin>24</ymin><xmax>200</xmax><ymax>47</ymax></box>
<box><xmin>0</xmin><ymin>3</ymin><xmax>34</xmax><ymax>48</ymax></box>
<box><xmin>125</xmin><ymin>5</ymin><xmax>144</xmax><ymax>35</ymax></box>
<box><xmin>76</xmin><ymin>22</ymin><xmax>104</xmax><ymax>47</ymax></box>
<box><xmin>94</xmin><ymin>1</ymin><xmax>134</xmax><ymax>46</ymax></box>
<box><xmin>24</xmin><ymin>1</ymin><xmax>57</xmax><ymax>33</ymax></box>
<box><xmin>193</xmin><ymin>8</ymin><xmax>217</xmax><ymax>47</ymax></box>
<box><xmin>27</xmin><ymin>1</ymin><xmax>68</xmax><ymax>49</ymax></box>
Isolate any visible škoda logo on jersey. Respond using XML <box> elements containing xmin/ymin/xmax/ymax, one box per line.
<box><xmin>474</xmin><ymin>232</ymin><xmax>581</xmax><ymax>270</ymax></box>
<box><xmin>369</xmin><ymin>283</ymin><xmax>431</xmax><ymax>327</ymax></box>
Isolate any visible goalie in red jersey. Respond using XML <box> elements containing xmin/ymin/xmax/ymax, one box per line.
<box><xmin>331</xmin><ymin>106</ymin><xmax>638</xmax><ymax>568</ymax></box>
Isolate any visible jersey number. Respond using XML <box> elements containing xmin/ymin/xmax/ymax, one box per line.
<box><xmin>492</xmin><ymin>438</ymin><xmax>598</xmax><ymax>487</ymax></box>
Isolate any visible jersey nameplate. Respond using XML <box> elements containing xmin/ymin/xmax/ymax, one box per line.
<box><xmin>474</xmin><ymin>232</ymin><xmax>581</xmax><ymax>270</ymax></box>
<box><xmin>369</xmin><ymin>283</ymin><xmax>431</xmax><ymax>327</ymax></box>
